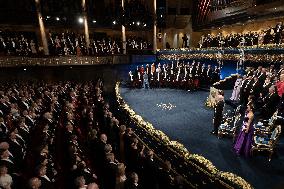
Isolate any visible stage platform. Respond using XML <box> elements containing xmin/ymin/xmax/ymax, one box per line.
<box><xmin>119</xmin><ymin>87</ymin><xmax>284</xmax><ymax>189</ymax></box>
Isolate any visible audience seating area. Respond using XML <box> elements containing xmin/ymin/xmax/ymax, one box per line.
<box><xmin>210</xmin><ymin>0</ymin><xmax>280</xmax><ymax>12</ymax></box>
<box><xmin>0</xmin><ymin>31</ymin><xmax>38</xmax><ymax>56</ymax></box>
<box><xmin>200</xmin><ymin>23</ymin><xmax>283</xmax><ymax>48</ymax></box>
<box><xmin>0</xmin><ymin>79</ymin><xmax>187</xmax><ymax>189</ymax></box>
<box><xmin>0</xmin><ymin>30</ymin><xmax>152</xmax><ymax>57</ymax></box>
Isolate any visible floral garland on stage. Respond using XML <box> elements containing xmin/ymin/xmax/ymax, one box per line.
<box><xmin>186</xmin><ymin>154</ymin><xmax>218</xmax><ymax>175</ymax></box>
<box><xmin>115</xmin><ymin>82</ymin><xmax>253</xmax><ymax>189</ymax></box>
<box><xmin>158</xmin><ymin>53</ymin><xmax>284</xmax><ymax>63</ymax></box>
<box><xmin>220</xmin><ymin>172</ymin><xmax>253</xmax><ymax>189</ymax></box>
<box><xmin>157</xmin><ymin>44</ymin><xmax>284</xmax><ymax>53</ymax></box>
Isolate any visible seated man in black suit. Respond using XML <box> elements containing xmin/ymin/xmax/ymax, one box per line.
<box><xmin>36</xmin><ymin>164</ymin><xmax>55</xmax><ymax>189</ymax></box>
<box><xmin>142</xmin><ymin>150</ymin><xmax>159</xmax><ymax>189</ymax></box>
<box><xmin>0</xmin><ymin>149</ymin><xmax>17</xmax><ymax>175</ymax></box>
<box><xmin>102</xmin><ymin>153</ymin><xmax>117</xmax><ymax>189</ymax></box>
<box><xmin>158</xmin><ymin>161</ymin><xmax>174</xmax><ymax>189</ymax></box>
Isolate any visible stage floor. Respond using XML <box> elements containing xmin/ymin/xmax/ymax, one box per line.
<box><xmin>120</xmin><ymin>87</ymin><xmax>284</xmax><ymax>189</ymax></box>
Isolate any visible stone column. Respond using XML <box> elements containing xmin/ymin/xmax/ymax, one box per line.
<box><xmin>173</xmin><ymin>32</ymin><xmax>178</xmax><ymax>48</ymax></box>
<box><xmin>153</xmin><ymin>0</ymin><xmax>157</xmax><ymax>52</ymax></box>
<box><xmin>122</xmin><ymin>0</ymin><xmax>126</xmax><ymax>54</ymax></box>
<box><xmin>82</xmin><ymin>0</ymin><xmax>90</xmax><ymax>48</ymax></box>
<box><xmin>34</xmin><ymin>0</ymin><xmax>49</xmax><ymax>55</ymax></box>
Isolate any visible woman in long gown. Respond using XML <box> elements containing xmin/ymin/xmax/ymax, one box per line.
<box><xmin>234</xmin><ymin>104</ymin><xmax>254</xmax><ymax>157</ymax></box>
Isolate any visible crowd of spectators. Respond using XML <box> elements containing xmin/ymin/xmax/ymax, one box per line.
<box><xmin>200</xmin><ymin>22</ymin><xmax>283</xmax><ymax>48</ymax></box>
<box><xmin>48</xmin><ymin>31</ymin><xmax>122</xmax><ymax>56</ymax></box>
<box><xmin>0</xmin><ymin>79</ymin><xmax>187</xmax><ymax>189</ymax></box>
<box><xmin>0</xmin><ymin>31</ymin><xmax>38</xmax><ymax>56</ymax></box>
<box><xmin>231</xmin><ymin>64</ymin><xmax>284</xmax><ymax>120</ymax></box>
<box><xmin>48</xmin><ymin>32</ymin><xmax>151</xmax><ymax>56</ymax></box>
<box><xmin>0</xmin><ymin>30</ymin><xmax>152</xmax><ymax>57</ymax></box>
<box><xmin>126</xmin><ymin>36</ymin><xmax>151</xmax><ymax>51</ymax></box>
<box><xmin>210</xmin><ymin>0</ymin><xmax>280</xmax><ymax>12</ymax></box>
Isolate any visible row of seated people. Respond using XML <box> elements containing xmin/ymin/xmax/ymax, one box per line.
<box><xmin>230</xmin><ymin>64</ymin><xmax>284</xmax><ymax>119</ymax></box>
<box><xmin>0</xmin><ymin>80</ymin><xmax>103</xmax><ymax>189</ymax></box>
<box><xmin>200</xmin><ymin>22</ymin><xmax>283</xmax><ymax>48</ymax></box>
<box><xmin>48</xmin><ymin>32</ymin><xmax>121</xmax><ymax>56</ymax></box>
<box><xmin>128</xmin><ymin>61</ymin><xmax>221</xmax><ymax>90</ymax></box>
<box><xmin>210</xmin><ymin>0</ymin><xmax>237</xmax><ymax>12</ymax></box>
<box><xmin>0</xmin><ymin>80</ymin><xmax>187</xmax><ymax>189</ymax></box>
<box><xmin>0</xmin><ymin>31</ymin><xmax>38</xmax><ymax>56</ymax></box>
<box><xmin>211</xmin><ymin>0</ymin><xmax>280</xmax><ymax>12</ymax></box>
<box><xmin>0</xmin><ymin>81</ymin><xmax>63</xmax><ymax>188</ymax></box>
<box><xmin>126</xmin><ymin>36</ymin><xmax>151</xmax><ymax>51</ymax></box>
<box><xmin>48</xmin><ymin>32</ymin><xmax>151</xmax><ymax>56</ymax></box>
<box><xmin>0</xmin><ymin>30</ymin><xmax>152</xmax><ymax>57</ymax></box>
<box><xmin>209</xmin><ymin>0</ymin><xmax>278</xmax><ymax>12</ymax></box>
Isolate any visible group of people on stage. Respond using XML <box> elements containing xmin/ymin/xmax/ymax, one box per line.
<box><xmin>212</xmin><ymin>64</ymin><xmax>284</xmax><ymax>157</ymax></box>
<box><xmin>200</xmin><ymin>22</ymin><xmax>283</xmax><ymax>48</ymax></box>
<box><xmin>128</xmin><ymin>61</ymin><xmax>221</xmax><ymax>91</ymax></box>
<box><xmin>231</xmin><ymin>64</ymin><xmax>284</xmax><ymax>119</ymax></box>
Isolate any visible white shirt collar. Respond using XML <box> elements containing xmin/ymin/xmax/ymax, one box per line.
<box><xmin>2</xmin><ymin>158</ymin><xmax>14</xmax><ymax>164</ymax></box>
<box><xmin>42</xmin><ymin>175</ymin><xmax>51</xmax><ymax>182</ymax></box>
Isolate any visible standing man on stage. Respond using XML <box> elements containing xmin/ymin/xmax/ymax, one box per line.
<box><xmin>182</xmin><ymin>34</ymin><xmax>188</xmax><ymax>48</ymax></box>
<box><xmin>212</xmin><ymin>91</ymin><xmax>224</xmax><ymax>135</ymax></box>
<box><xmin>143</xmin><ymin>72</ymin><xmax>149</xmax><ymax>89</ymax></box>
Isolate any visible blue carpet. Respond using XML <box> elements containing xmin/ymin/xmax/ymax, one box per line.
<box><xmin>120</xmin><ymin>87</ymin><xmax>284</xmax><ymax>189</ymax></box>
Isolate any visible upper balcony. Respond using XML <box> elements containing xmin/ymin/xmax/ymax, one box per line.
<box><xmin>194</xmin><ymin>0</ymin><xmax>284</xmax><ymax>30</ymax></box>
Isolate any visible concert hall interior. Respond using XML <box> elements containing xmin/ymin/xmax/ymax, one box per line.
<box><xmin>0</xmin><ymin>0</ymin><xmax>284</xmax><ymax>189</ymax></box>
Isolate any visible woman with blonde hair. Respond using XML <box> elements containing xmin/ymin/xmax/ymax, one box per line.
<box><xmin>115</xmin><ymin>163</ymin><xmax>127</xmax><ymax>189</ymax></box>
<box><xmin>0</xmin><ymin>165</ymin><xmax>12</xmax><ymax>189</ymax></box>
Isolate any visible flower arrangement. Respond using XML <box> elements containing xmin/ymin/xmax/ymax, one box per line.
<box><xmin>157</xmin><ymin>44</ymin><xmax>284</xmax><ymax>53</ymax></box>
<box><xmin>187</xmin><ymin>154</ymin><xmax>218</xmax><ymax>175</ymax></box>
<box><xmin>157</xmin><ymin>52</ymin><xmax>284</xmax><ymax>63</ymax></box>
<box><xmin>115</xmin><ymin>82</ymin><xmax>253</xmax><ymax>189</ymax></box>
<box><xmin>220</xmin><ymin>172</ymin><xmax>253</xmax><ymax>189</ymax></box>
<box><xmin>168</xmin><ymin>141</ymin><xmax>189</xmax><ymax>156</ymax></box>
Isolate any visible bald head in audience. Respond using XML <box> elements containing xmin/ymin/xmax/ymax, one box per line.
<box><xmin>87</xmin><ymin>182</ymin><xmax>99</xmax><ymax>189</ymax></box>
